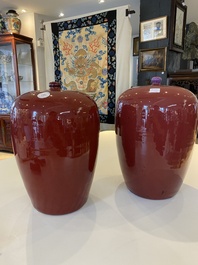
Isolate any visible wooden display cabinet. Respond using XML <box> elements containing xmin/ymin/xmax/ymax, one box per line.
<box><xmin>0</xmin><ymin>33</ymin><xmax>37</xmax><ymax>152</ymax></box>
<box><xmin>0</xmin><ymin>115</ymin><xmax>12</xmax><ymax>151</ymax></box>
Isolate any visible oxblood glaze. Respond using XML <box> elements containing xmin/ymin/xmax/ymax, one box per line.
<box><xmin>115</xmin><ymin>82</ymin><xmax>198</xmax><ymax>199</ymax></box>
<box><xmin>10</xmin><ymin>88</ymin><xmax>100</xmax><ymax>214</ymax></box>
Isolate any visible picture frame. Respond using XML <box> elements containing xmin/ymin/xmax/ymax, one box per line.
<box><xmin>140</xmin><ymin>16</ymin><xmax>167</xmax><ymax>42</ymax></box>
<box><xmin>133</xmin><ymin>37</ymin><xmax>139</xmax><ymax>56</ymax></box>
<box><xmin>169</xmin><ymin>0</ymin><xmax>187</xmax><ymax>52</ymax></box>
<box><xmin>139</xmin><ymin>47</ymin><xmax>167</xmax><ymax>72</ymax></box>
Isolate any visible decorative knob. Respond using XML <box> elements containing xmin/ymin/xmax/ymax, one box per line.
<box><xmin>6</xmin><ymin>10</ymin><xmax>19</xmax><ymax>16</ymax></box>
<box><xmin>49</xmin><ymin>81</ymin><xmax>61</xmax><ymax>91</ymax></box>
<box><xmin>151</xmin><ymin>76</ymin><xmax>162</xmax><ymax>85</ymax></box>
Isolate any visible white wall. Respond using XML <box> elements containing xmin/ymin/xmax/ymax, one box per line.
<box><xmin>19</xmin><ymin>12</ymin><xmax>55</xmax><ymax>91</ymax></box>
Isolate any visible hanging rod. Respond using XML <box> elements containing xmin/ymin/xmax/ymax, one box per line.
<box><xmin>40</xmin><ymin>20</ymin><xmax>46</xmax><ymax>31</ymax></box>
<box><xmin>126</xmin><ymin>9</ymin><xmax>136</xmax><ymax>16</ymax></box>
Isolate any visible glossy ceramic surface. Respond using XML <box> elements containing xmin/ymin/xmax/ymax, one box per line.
<box><xmin>115</xmin><ymin>83</ymin><xmax>198</xmax><ymax>199</ymax></box>
<box><xmin>4</xmin><ymin>10</ymin><xmax>21</xmax><ymax>34</ymax></box>
<box><xmin>10</xmin><ymin>88</ymin><xmax>100</xmax><ymax>214</ymax></box>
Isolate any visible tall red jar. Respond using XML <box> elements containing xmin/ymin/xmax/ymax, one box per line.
<box><xmin>115</xmin><ymin>77</ymin><xmax>198</xmax><ymax>199</ymax></box>
<box><xmin>10</xmin><ymin>83</ymin><xmax>100</xmax><ymax>214</ymax></box>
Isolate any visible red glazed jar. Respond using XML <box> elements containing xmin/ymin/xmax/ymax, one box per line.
<box><xmin>115</xmin><ymin>77</ymin><xmax>198</xmax><ymax>199</ymax></box>
<box><xmin>10</xmin><ymin>83</ymin><xmax>100</xmax><ymax>214</ymax></box>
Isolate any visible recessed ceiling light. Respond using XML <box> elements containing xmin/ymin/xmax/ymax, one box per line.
<box><xmin>21</xmin><ymin>9</ymin><xmax>27</xmax><ymax>13</ymax></box>
<box><xmin>59</xmin><ymin>12</ymin><xmax>64</xmax><ymax>17</ymax></box>
<box><xmin>98</xmin><ymin>0</ymin><xmax>105</xmax><ymax>3</ymax></box>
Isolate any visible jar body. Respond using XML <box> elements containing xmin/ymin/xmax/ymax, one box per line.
<box><xmin>115</xmin><ymin>85</ymin><xmax>198</xmax><ymax>199</ymax></box>
<box><xmin>4</xmin><ymin>10</ymin><xmax>21</xmax><ymax>33</ymax></box>
<box><xmin>10</xmin><ymin>90</ymin><xmax>100</xmax><ymax>214</ymax></box>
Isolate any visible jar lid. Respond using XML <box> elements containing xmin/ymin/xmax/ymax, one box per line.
<box><xmin>49</xmin><ymin>81</ymin><xmax>61</xmax><ymax>91</ymax></box>
<box><xmin>151</xmin><ymin>76</ymin><xmax>162</xmax><ymax>85</ymax></box>
<box><xmin>6</xmin><ymin>10</ymin><xmax>19</xmax><ymax>16</ymax></box>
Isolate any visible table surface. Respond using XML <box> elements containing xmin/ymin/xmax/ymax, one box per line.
<box><xmin>1</xmin><ymin>131</ymin><xmax>198</xmax><ymax>265</ymax></box>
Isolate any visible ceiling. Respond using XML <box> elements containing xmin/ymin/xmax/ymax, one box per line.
<box><xmin>0</xmin><ymin>0</ymin><xmax>197</xmax><ymax>36</ymax></box>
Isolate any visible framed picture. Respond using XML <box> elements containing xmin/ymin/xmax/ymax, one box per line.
<box><xmin>140</xmin><ymin>16</ymin><xmax>167</xmax><ymax>42</ymax></box>
<box><xmin>169</xmin><ymin>0</ymin><xmax>187</xmax><ymax>52</ymax></box>
<box><xmin>139</xmin><ymin>47</ymin><xmax>167</xmax><ymax>72</ymax></box>
<box><xmin>133</xmin><ymin>37</ymin><xmax>139</xmax><ymax>56</ymax></box>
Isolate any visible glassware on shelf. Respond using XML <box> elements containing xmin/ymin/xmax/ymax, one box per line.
<box><xmin>0</xmin><ymin>84</ymin><xmax>14</xmax><ymax>114</ymax></box>
<box><xmin>0</xmin><ymin>51</ymin><xmax>12</xmax><ymax>64</ymax></box>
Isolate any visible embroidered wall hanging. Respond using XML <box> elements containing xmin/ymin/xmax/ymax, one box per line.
<box><xmin>51</xmin><ymin>10</ymin><xmax>116</xmax><ymax>124</ymax></box>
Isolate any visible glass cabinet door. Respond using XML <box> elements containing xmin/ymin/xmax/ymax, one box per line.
<box><xmin>16</xmin><ymin>42</ymin><xmax>35</xmax><ymax>95</ymax></box>
<box><xmin>0</xmin><ymin>43</ymin><xmax>16</xmax><ymax>114</ymax></box>
<box><xmin>0</xmin><ymin>34</ymin><xmax>36</xmax><ymax>115</ymax></box>
<box><xmin>0</xmin><ymin>33</ymin><xmax>36</xmax><ymax>152</ymax></box>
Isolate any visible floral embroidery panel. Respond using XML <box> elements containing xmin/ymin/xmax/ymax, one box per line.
<box><xmin>51</xmin><ymin>11</ymin><xmax>116</xmax><ymax>124</ymax></box>
<box><xmin>59</xmin><ymin>23</ymin><xmax>108</xmax><ymax>115</ymax></box>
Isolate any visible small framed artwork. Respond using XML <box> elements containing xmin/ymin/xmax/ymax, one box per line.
<box><xmin>139</xmin><ymin>47</ymin><xmax>167</xmax><ymax>72</ymax></box>
<box><xmin>140</xmin><ymin>16</ymin><xmax>167</xmax><ymax>42</ymax></box>
<box><xmin>169</xmin><ymin>0</ymin><xmax>187</xmax><ymax>52</ymax></box>
<box><xmin>133</xmin><ymin>37</ymin><xmax>139</xmax><ymax>56</ymax></box>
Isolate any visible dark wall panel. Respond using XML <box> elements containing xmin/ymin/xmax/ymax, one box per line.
<box><xmin>138</xmin><ymin>0</ymin><xmax>182</xmax><ymax>85</ymax></box>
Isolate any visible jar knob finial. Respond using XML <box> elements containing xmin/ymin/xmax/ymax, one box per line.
<box><xmin>49</xmin><ymin>81</ymin><xmax>61</xmax><ymax>91</ymax></box>
<box><xmin>151</xmin><ymin>76</ymin><xmax>162</xmax><ymax>85</ymax></box>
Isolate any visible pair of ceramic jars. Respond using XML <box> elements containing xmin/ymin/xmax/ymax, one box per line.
<box><xmin>10</xmin><ymin>78</ymin><xmax>198</xmax><ymax>215</ymax></box>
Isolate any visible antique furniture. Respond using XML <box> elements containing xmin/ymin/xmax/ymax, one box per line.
<box><xmin>168</xmin><ymin>70</ymin><xmax>198</xmax><ymax>98</ymax></box>
<box><xmin>0</xmin><ymin>33</ymin><xmax>37</xmax><ymax>152</ymax></box>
